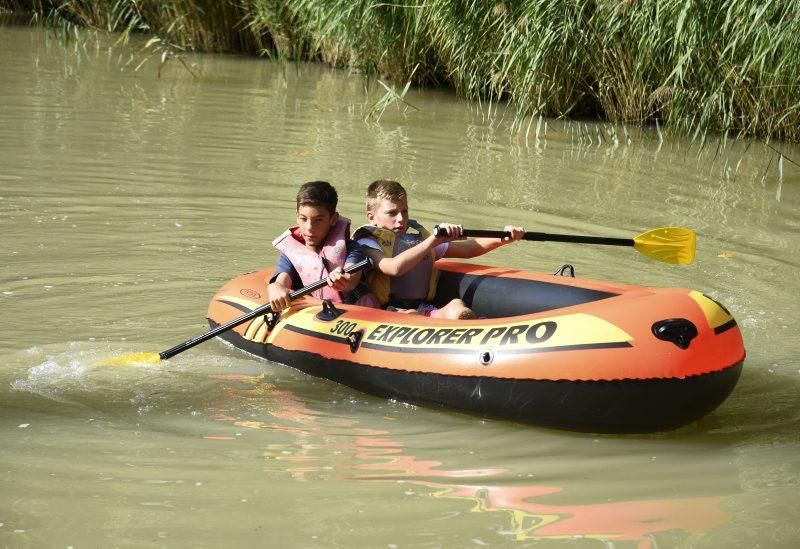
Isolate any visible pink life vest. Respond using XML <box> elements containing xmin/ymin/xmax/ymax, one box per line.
<box><xmin>272</xmin><ymin>217</ymin><xmax>350</xmax><ymax>302</ymax></box>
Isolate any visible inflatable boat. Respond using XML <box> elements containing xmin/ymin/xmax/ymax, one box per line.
<box><xmin>206</xmin><ymin>261</ymin><xmax>744</xmax><ymax>433</ymax></box>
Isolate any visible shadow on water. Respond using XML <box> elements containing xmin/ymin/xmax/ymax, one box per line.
<box><xmin>711</xmin><ymin>368</ymin><xmax>800</xmax><ymax>438</ymax></box>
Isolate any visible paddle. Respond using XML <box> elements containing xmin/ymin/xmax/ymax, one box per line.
<box><xmin>433</xmin><ymin>226</ymin><xmax>696</xmax><ymax>265</ymax></box>
<box><xmin>101</xmin><ymin>259</ymin><xmax>371</xmax><ymax>366</ymax></box>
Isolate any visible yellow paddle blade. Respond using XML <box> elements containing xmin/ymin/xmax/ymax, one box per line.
<box><xmin>94</xmin><ymin>352</ymin><xmax>162</xmax><ymax>367</ymax></box>
<box><xmin>633</xmin><ymin>227</ymin><xmax>696</xmax><ymax>265</ymax></box>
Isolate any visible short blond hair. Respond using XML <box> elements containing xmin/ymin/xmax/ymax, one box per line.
<box><xmin>366</xmin><ymin>179</ymin><xmax>407</xmax><ymax>211</ymax></box>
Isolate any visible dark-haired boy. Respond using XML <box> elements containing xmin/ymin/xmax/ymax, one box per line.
<box><xmin>268</xmin><ymin>181</ymin><xmax>376</xmax><ymax>310</ymax></box>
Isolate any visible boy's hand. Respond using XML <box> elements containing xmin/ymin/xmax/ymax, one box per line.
<box><xmin>268</xmin><ymin>282</ymin><xmax>292</xmax><ymax>311</ymax></box>
<box><xmin>327</xmin><ymin>266</ymin><xmax>351</xmax><ymax>291</ymax></box>
<box><xmin>503</xmin><ymin>225</ymin><xmax>525</xmax><ymax>242</ymax></box>
<box><xmin>433</xmin><ymin>223</ymin><xmax>464</xmax><ymax>242</ymax></box>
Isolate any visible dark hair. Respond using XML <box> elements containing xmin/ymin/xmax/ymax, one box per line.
<box><xmin>296</xmin><ymin>181</ymin><xmax>338</xmax><ymax>214</ymax></box>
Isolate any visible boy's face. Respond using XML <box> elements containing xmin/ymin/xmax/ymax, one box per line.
<box><xmin>367</xmin><ymin>197</ymin><xmax>409</xmax><ymax>236</ymax></box>
<box><xmin>296</xmin><ymin>204</ymin><xmax>338</xmax><ymax>251</ymax></box>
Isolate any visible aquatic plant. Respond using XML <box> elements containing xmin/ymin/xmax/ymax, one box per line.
<box><xmin>4</xmin><ymin>0</ymin><xmax>799</xmax><ymax>142</ymax></box>
<box><xmin>364</xmin><ymin>63</ymin><xmax>420</xmax><ymax>122</ymax></box>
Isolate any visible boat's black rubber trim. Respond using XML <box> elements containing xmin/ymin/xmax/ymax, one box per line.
<box><xmin>714</xmin><ymin>319</ymin><xmax>737</xmax><ymax>335</ymax></box>
<box><xmin>211</xmin><ymin>321</ymin><xmax>743</xmax><ymax>434</ymax></box>
<box><xmin>217</xmin><ymin>299</ymin><xmax>254</xmax><ymax>314</ymax></box>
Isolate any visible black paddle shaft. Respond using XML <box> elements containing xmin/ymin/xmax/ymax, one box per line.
<box><xmin>433</xmin><ymin>226</ymin><xmax>634</xmax><ymax>247</ymax></box>
<box><xmin>158</xmin><ymin>258</ymin><xmax>370</xmax><ymax>360</ymax></box>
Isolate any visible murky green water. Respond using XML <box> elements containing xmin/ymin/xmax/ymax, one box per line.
<box><xmin>2</xmin><ymin>24</ymin><xmax>800</xmax><ymax>547</ymax></box>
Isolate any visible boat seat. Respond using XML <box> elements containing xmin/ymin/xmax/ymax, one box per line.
<box><xmin>434</xmin><ymin>269</ymin><xmax>618</xmax><ymax>318</ymax></box>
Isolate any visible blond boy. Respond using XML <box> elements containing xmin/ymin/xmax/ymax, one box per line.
<box><xmin>354</xmin><ymin>180</ymin><xmax>523</xmax><ymax>319</ymax></box>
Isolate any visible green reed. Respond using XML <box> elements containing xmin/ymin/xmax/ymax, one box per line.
<box><xmin>6</xmin><ymin>0</ymin><xmax>799</xmax><ymax>142</ymax></box>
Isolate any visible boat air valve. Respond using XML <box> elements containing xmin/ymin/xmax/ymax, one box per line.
<box><xmin>652</xmin><ymin>318</ymin><xmax>698</xmax><ymax>350</ymax></box>
<box><xmin>479</xmin><ymin>349</ymin><xmax>495</xmax><ymax>366</ymax></box>
<box><xmin>316</xmin><ymin>300</ymin><xmax>345</xmax><ymax>322</ymax></box>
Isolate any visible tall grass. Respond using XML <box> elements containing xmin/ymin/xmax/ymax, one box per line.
<box><xmin>4</xmin><ymin>0</ymin><xmax>799</xmax><ymax>142</ymax></box>
<box><xmin>7</xmin><ymin>1</ymin><xmax>262</xmax><ymax>53</ymax></box>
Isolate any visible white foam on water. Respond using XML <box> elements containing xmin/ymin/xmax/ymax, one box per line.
<box><xmin>9</xmin><ymin>350</ymin><xmax>93</xmax><ymax>403</ymax></box>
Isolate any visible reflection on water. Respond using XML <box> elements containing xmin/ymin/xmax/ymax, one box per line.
<box><xmin>419</xmin><ymin>484</ymin><xmax>728</xmax><ymax>546</ymax></box>
<box><xmin>205</xmin><ymin>374</ymin><xmax>738</xmax><ymax>547</ymax></box>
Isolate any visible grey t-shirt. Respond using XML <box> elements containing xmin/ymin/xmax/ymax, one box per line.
<box><xmin>358</xmin><ymin>233</ymin><xmax>449</xmax><ymax>301</ymax></box>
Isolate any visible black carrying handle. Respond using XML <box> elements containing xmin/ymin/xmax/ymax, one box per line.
<box><xmin>432</xmin><ymin>226</ymin><xmax>634</xmax><ymax>247</ymax></box>
<box><xmin>158</xmin><ymin>258</ymin><xmax>371</xmax><ymax>360</ymax></box>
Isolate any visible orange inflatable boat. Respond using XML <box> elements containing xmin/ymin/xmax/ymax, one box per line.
<box><xmin>206</xmin><ymin>261</ymin><xmax>745</xmax><ymax>433</ymax></box>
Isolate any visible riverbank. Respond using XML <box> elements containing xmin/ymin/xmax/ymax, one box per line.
<box><xmin>4</xmin><ymin>0</ymin><xmax>800</xmax><ymax>143</ymax></box>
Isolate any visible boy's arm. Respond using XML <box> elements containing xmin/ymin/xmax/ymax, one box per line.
<box><xmin>267</xmin><ymin>253</ymin><xmax>301</xmax><ymax>310</ymax></box>
<box><xmin>268</xmin><ymin>271</ymin><xmax>294</xmax><ymax>310</ymax></box>
<box><xmin>330</xmin><ymin>241</ymin><xmax>366</xmax><ymax>292</ymax></box>
<box><xmin>327</xmin><ymin>267</ymin><xmax>361</xmax><ymax>292</ymax></box>
<box><xmin>444</xmin><ymin>225</ymin><xmax>524</xmax><ymax>259</ymax></box>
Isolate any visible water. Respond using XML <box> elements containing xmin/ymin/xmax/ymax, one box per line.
<box><xmin>1</xmin><ymin>23</ymin><xmax>799</xmax><ymax>547</ymax></box>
